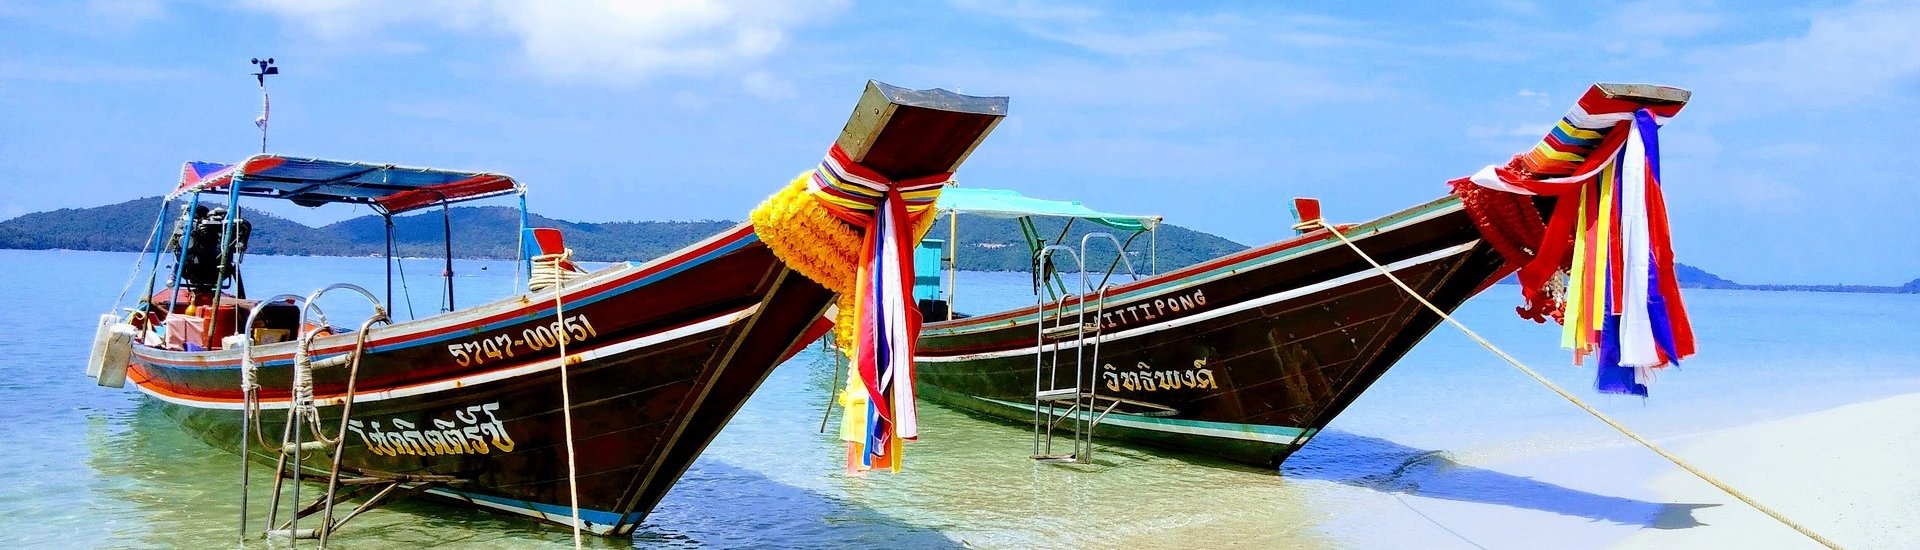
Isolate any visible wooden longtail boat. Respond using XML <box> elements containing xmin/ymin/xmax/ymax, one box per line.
<box><xmin>94</xmin><ymin>81</ymin><xmax>1006</xmax><ymax>536</ymax></box>
<box><xmin>911</xmin><ymin>83</ymin><xmax>1690</xmax><ymax>468</ymax></box>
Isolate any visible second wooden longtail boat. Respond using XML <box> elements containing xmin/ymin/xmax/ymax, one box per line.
<box><xmin>910</xmin><ymin>83</ymin><xmax>1692</xmax><ymax>467</ymax></box>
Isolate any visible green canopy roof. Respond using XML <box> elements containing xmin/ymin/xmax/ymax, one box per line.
<box><xmin>935</xmin><ymin>187</ymin><xmax>1160</xmax><ymax>231</ymax></box>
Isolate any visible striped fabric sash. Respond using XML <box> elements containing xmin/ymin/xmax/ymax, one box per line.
<box><xmin>810</xmin><ymin>144</ymin><xmax>950</xmax><ymax>470</ymax></box>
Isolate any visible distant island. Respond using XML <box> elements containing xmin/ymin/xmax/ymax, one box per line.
<box><xmin>3</xmin><ymin>196</ymin><xmax>1914</xmax><ymax>294</ymax></box>
<box><xmin>0</xmin><ymin>196</ymin><xmax>1240</xmax><ymax>273</ymax></box>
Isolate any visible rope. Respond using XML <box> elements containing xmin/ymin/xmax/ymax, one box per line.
<box><xmin>292</xmin><ymin>330</ymin><xmax>319</xmax><ymax>427</ymax></box>
<box><xmin>114</xmin><ymin>197</ymin><xmax>173</xmax><ymax>310</ymax></box>
<box><xmin>395</xmin><ymin>243</ymin><xmax>416</xmax><ymax>320</ymax></box>
<box><xmin>546</xmin><ymin>253</ymin><xmax>584</xmax><ymax>549</ymax></box>
<box><xmin>529</xmin><ymin>250</ymin><xmax>581</xmax><ymax>293</ymax></box>
<box><xmin>819</xmin><ymin>336</ymin><xmax>846</xmax><ymax>434</ymax></box>
<box><xmin>1311</xmin><ymin>220</ymin><xmax>1844</xmax><ymax>550</ymax></box>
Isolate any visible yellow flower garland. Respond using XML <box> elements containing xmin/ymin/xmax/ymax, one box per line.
<box><xmin>750</xmin><ymin>172</ymin><xmax>940</xmax><ymax>352</ymax></box>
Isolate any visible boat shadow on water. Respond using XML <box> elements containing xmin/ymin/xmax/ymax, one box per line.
<box><xmin>1280</xmin><ymin>430</ymin><xmax>1717</xmax><ymax>530</ymax></box>
<box><xmin>637</xmin><ymin>462</ymin><xmax>963</xmax><ymax>549</ymax></box>
<box><xmin>919</xmin><ymin>397</ymin><xmax>1710</xmax><ymax>531</ymax></box>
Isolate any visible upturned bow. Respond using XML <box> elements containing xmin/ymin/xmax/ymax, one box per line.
<box><xmin>1458</xmin><ymin>87</ymin><xmax>1695</xmax><ymax>396</ymax></box>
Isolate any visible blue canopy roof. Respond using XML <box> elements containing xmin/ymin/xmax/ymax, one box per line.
<box><xmin>935</xmin><ymin>187</ymin><xmax>1160</xmax><ymax>231</ymax></box>
<box><xmin>169</xmin><ymin>154</ymin><xmax>521</xmax><ymax>214</ymax></box>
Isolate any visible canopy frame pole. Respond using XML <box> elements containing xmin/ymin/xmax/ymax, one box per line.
<box><xmin>138</xmin><ymin>196</ymin><xmax>176</xmax><ymax>311</ymax></box>
<box><xmin>1091</xmin><ymin>229</ymin><xmax>1146</xmax><ymax>291</ymax></box>
<box><xmin>1150</xmin><ymin>226</ymin><xmax>1158</xmax><ymax>275</ymax></box>
<box><xmin>383</xmin><ymin>212</ymin><xmax>394</xmax><ymax>311</ymax></box>
<box><xmin>205</xmin><ymin>176</ymin><xmax>245</xmax><ymax>348</ymax></box>
<box><xmin>1047</xmin><ymin>218</ymin><xmax>1077</xmax><ymax>299</ymax></box>
<box><xmin>165</xmin><ymin>193</ymin><xmax>201</xmax><ymax>313</ymax></box>
<box><xmin>1017</xmin><ymin>216</ymin><xmax>1044</xmax><ymax>299</ymax></box>
<box><xmin>516</xmin><ymin>190</ymin><xmax>529</xmax><ymax>294</ymax></box>
<box><xmin>440</xmin><ymin>198</ymin><xmax>454</xmax><ymax>312</ymax></box>
<box><xmin>945</xmin><ymin>209</ymin><xmax>958</xmax><ymax>320</ymax></box>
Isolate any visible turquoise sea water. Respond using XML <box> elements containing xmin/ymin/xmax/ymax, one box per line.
<box><xmin>2</xmin><ymin>248</ymin><xmax>1916</xmax><ymax>548</ymax></box>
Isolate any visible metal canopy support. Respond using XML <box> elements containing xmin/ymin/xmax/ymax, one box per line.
<box><xmin>383</xmin><ymin>214</ymin><xmax>394</xmax><ymax>310</ymax></box>
<box><xmin>440</xmin><ymin>201</ymin><xmax>454</xmax><ymax>312</ymax></box>
<box><xmin>944</xmin><ymin>208</ymin><xmax>958</xmax><ymax>320</ymax></box>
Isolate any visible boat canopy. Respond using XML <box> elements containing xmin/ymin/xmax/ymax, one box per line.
<box><xmin>935</xmin><ymin>187</ymin><xmax>1160</xmax><ymax>231</ymax></box>
<box><xmin>169</xmin><ymin>154</ymin><xmax>522</xmax><ymax>214</ymax></box>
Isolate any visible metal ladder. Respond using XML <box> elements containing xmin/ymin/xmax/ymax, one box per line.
<box><xmin>237</xmin><ymin>284</ymin><xmax>453</xmax><ymax>547</ymax></box>
<box><xmin>1030</xmin><ymin>234</ymin><xmax>1140</xmax><ymax>463</ymax></box>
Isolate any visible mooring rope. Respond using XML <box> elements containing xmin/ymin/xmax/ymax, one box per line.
<box><xmin>113</xmin><ymin>197</ymin><xmax>173</xmax><ymax>311</ymax></box>
<box><xmin>528</xmin><ymin>250</ymin><xmax>581</xmax><ymax>293</ymax></box>
<box><xmin>1312</xmin><ymin>220</ymin><xmax>1844</xmax><ymax>550</ymax></box>
<box><xmin>543</xmin><ymin>250</ymin><xmax>585</xmax><ymax>549</ymax></box>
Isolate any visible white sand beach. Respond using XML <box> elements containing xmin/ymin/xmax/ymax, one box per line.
<box><xmin>1281</xmin><ymin>391</ymin><xmax>1919</xmax><ymax>549</ymax></box>
<box><xmin>1615</xmin><ymin>392</ymin><xmax>1920</xmax><ymax>549</ymax></box>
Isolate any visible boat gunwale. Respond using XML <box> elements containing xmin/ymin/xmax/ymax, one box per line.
<box><xmin>131</xmin><ymin>222</ymin><xmax>759</xmax><ymax>369</ymax></box>
<box><xmin>924</xmin><ymin>194</ymin><xmax>1467</xmax><ymax>336</ymax></box>
<box><xmin>128</xmin><ymin>304</ymin><xmax>761</xmax><ymax>409</ymax></box>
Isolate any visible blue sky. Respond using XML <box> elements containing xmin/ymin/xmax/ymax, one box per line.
<box><xmin>2</xmin><ymin>0</ymin><xmax>1916</xmax><ymax>284</ymax></box>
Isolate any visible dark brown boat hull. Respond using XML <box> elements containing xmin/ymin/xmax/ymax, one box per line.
<box><xmin>915</xmin><ymin>196</ymin><xmax>1507</xmax><ymax>466</ymax></box>
<box><xmin>132</xmin><ymin>230</ymin><xmax>834</xmax><ymax>535</ymax></box>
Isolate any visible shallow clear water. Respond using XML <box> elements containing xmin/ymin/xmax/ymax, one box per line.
<box><xmin>2</xmin><ymin>249</ymin><xmax>1915</xmax><ymax>548</ymax></box>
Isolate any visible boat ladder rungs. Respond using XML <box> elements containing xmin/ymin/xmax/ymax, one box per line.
<box><xmin>1035</xmin><ymin>387</ymin><xmax>1082</xmax><ymax>402</ymax></box>
<box><xmin>1028</xmin><ymin>233</ymin><xmax>1138</xmax><ymax>465</ymax></box>
<box><xmin>1041</xmin><ymin>322</ymin><xmax>1100</xmax><ymax>339</ymax></box>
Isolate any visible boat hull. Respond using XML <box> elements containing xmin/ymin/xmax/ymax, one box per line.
<box><xmin>127</xmin><ymin>225</ymin><xmax>835</xmax><ymax>535</ymax></box>
<box><xmin>915</xmin><ymin>196</ymin><xmax>1509</xmax><ymax>466</ymax></box>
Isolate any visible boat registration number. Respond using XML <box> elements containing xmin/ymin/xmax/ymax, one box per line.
<box><xmin>447</xmin><ymin>314</ymin><xmax>599</xmax><ymax>367</ymax></box>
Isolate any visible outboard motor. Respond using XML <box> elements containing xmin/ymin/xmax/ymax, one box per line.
<box><xmin>179</xmin><ymin>206</ymin><xmax>251</xmax><ymax>293</ymax></box>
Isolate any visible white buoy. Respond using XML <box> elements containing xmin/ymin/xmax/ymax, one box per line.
<box><xmin>86</xmin><ymin>313</ymin><xmax>119</xmax><ymax>379</ymax></box>
<box><xmin>96</xmin><ymin>323</ymin><xmax>137</xmax><ymax>388</ymax></box>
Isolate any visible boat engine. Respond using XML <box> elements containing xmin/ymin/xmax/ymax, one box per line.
<box><xmin>175</xmin><ymin>206</ymin><xmax>251</xmax><ymax>294</ymax></box>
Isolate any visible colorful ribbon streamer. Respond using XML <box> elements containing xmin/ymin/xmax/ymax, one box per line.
<box><xmin>1462</xmin><ymin>88</ymin><xmax>1695</xmax><ymax>396</ymax></box>
<box><xmin>807</xmin><ymin>144</ymin><xmax>949</xmax><ymax>471</ymax></box>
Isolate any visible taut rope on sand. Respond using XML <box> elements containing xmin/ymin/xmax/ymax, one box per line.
<box><xmin>1313</xmin><ymin>220</ymin><xmax>1845</xmax><ymax>550</ymax></box>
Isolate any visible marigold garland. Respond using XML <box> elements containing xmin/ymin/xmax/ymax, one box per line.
<box><xmin>749</xmin><ymin>172</ymin><xmax>939</xmax><ymax>351</ymax></box>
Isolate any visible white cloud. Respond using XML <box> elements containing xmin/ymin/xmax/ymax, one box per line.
<box><xmin>1685</xmin><ymin>0</ymin><xmax>1920</xmax><ymax>105</ymax></box>
<box><xmin>240</xmin><ymin>0</ymin><xmax>846</xmax><ymax>84</ymax></box>
<box><xmin>1024</xmin><ymin>25</ymin><xmax>1224</xmax><ymax>57</ymax></box>
<box><xmin>1516</xmin><ymin>89</ymin><xmax>1550</xmax><ymax>107</ymax></box>
<box><xmin>0</xmin><ymin>59</ymin><xmax>189</xmax><ymax>82</ymax></box>
<box><xmin>85</xmin><ymin>0</ymin><xmax>165</xmax><ymax>25</ymax></box>
<box><xmin>949</xmin><ymin>0</ymin><xmax>1099</xmax><ymax>23</ymax></box>
<box><xmin>1595</xmin><ymin>0</ymin><xmax>1723</xmax><ymax>55</ymax></box>
<box><xmin>238</xmin><ymin>0</ymin><xmax>481</xmax><ymax>39</ymax></box>
<box><xmin>952</xmin><ymin>0</ymin><xmax>1235</xmax><ymax>57</ymax></box>
<box><xmin>740</xmin><ymin>70</ymin><xmax>793</xmax><ymax>100</ymax></box>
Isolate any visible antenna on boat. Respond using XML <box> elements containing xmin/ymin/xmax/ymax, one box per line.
<box><xmin>250</xmin><ymin>57</ymin><xmax>279</xmax><ymax>153</ymax></box>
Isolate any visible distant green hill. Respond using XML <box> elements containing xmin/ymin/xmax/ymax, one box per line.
<box><xmin>0</xmin><ymin>196</ymin><xmax>1240</xmax><ymax>272</ymax></box>
<box><xmin>1674</xmin><ymin>263</ymin><xmax>1741</xmax><ymax>289</ymax></box>
<box><xmin>3</xmin><ymin>196</ymin><xmax>1913</xmax><ymax>293</ymax></box>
